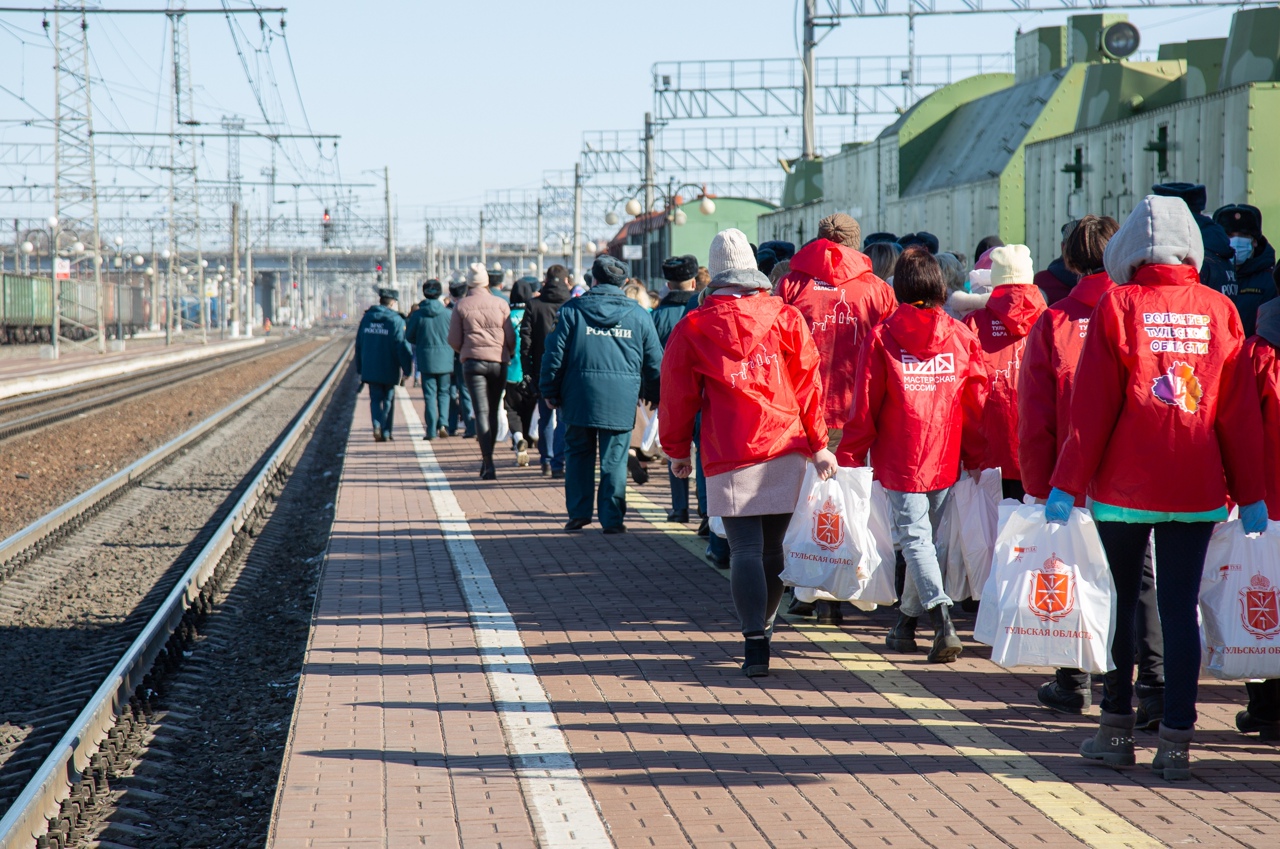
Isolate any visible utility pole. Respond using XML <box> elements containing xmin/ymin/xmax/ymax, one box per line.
<box><xmin>479</xmin><ymin>209</ymin><xmax>486</xmax><ymax>266</ymax></box>
<box><xmin>572</xmin><ymin>162</ymin><xmax>583</xmax><ymax>284</ymax></box>
<box><xmin>384</xmin><ymin>165</ymin><xmax>397</xmax><ymax>289</ymax></box>
<box><xmin>230</xmin><ymin>201</ymin><xmax>240</xmax><ymax>336</ymax></box>
<box><xmin>535</xmin><ymin>198</ymin><xmax>544</xmax><ymax>276</ymax></box>
<box><xmin>244</xmin><ymin>204</ymin><xmax>253</xmax><ymax>336</ymax></box>
<box><xmin>643</xmin><ymin>112</ymin><xmax>656</xmax><ymax>283</ymax></box>
<box><xmin>802</xmin><ymin>0</ymin><xmax>817</xmax><ymax>159</ymax></box>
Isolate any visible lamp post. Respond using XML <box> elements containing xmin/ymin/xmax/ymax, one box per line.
<box><xmin>607</xmin><ymin>183</ymin><xmax>715</xmax><ymax>284</ymax></box>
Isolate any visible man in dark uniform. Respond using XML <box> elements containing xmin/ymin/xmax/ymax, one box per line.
<box><xmin>652</xmin><ymin>255</ymin><xmax>699</xmax><ymax>522</ymax></box>
<box><xmin>355</xmin><ymin>287</ymin><xmax>413</xmax><ymax>442</ymax></box>
<box><xmin>540</xmin><ymin>256</ymin><xmax>662</xmax><ymax>533</ymax></box>
<box><xmin>1152</xmin><ymin>182</ymin><xmax>1234</xmax><ymax>295</ymax></box>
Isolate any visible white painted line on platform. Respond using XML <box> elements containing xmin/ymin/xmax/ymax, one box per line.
<box><xmin>399</xmin><ymin>388</ymin><xmax>615</xmax><ymax>848</ymax></box>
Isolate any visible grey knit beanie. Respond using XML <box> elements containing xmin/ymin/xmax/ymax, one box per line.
<box><xmin>466</xmin><ymin>262</ymin><xmax>489</xmax><ymax>289</ymax></box>
<box><xmin>708</xmin><ymin>228</ymin><xmax>756</xmax><ymax>276</ymax></box>
<box><xmin>1104</xmin><ymin>195</ymin><xmax>1205</xmax><ymax>285</ymax></box>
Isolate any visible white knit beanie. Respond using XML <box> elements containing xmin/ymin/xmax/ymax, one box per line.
<box><xmin>708</xmin><ymin>228</ymin><xmax>756</xmax><ymax>276</ymax></box>
<box><xmin>466</xmin><ymin>262</ymin><xmax>489</xmax><ymax>289</ymax></box>
<box><xmin>989</xmin><ymin>244</ymin><xmax>1035</xmax><ymax>287</ymax></box>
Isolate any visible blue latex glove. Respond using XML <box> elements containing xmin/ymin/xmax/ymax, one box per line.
<box><xmin>1240</xmin><ymin>501</ymin><xmax>1268</xmax><ymax>534</ymax></box>
<box><xmin>1045</xmin><ymin>488</ymin><xmax>1075</xmax><ymax>524</ymax></box>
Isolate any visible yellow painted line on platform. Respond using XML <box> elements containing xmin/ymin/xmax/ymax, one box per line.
<box><xmin>627</xmin><ymin>485</ymin><xmax>1164</xmax><ymax>849</ymax></box>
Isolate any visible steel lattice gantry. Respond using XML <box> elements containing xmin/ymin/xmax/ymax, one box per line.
<box><xmin>651</xmin><ymin>53</ymin><xmax>1011</xmax><ymax>122</ymax></box>
<box><xmin>813</xmin><ymin>0</ymin><xmax>1268</xmax><ymax>18</ymax></box>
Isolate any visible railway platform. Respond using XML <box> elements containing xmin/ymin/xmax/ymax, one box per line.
<box><xmin>0</xmin><ymin>334</ymin><xmax>267</xmax><ymax>400</ymax></box>
<box><xmin>267</xmin><ymin>386</ymin><xmax>1280</xmax><ymax>849</ymax></box>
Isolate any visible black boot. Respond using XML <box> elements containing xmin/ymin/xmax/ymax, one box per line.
<box><xmin>743</xmin><ymin>634</ymin><xmax>770</xmax><ymax>678</ymax></box>
<box><xmin>1235</xmin><ymin>709</ymin><xmax>1280</xmax><ymax>741</ymax></box>
<box><xmin>480</xmin><ymin>461</ymin><xmax>497</xmax><ymax>481</ymax></box>
<box><xmin>885</xmin><ymin>613</ymin><xmax>919</xmax><ymax>653</ymax></box>
<box><xmin>927</xmin><ymin>604</ymin><xmax>962</xmax><ymax>663</ymax></box>
<box><xmin>815</xmin><ymin>600</ymin><xmax>843</xmax><ymax>625</ymax></box>
<box><xmin>1135</xmin><ymin>682</ymin><xmax>1165</xmax><ymax>731</ymax></box>
<box><xmin>1080</xmin><ymin>711</ymin><xmax>1136</xmax><ymax>767</ymax></box>
<box><xmin>786</xmin><ymin>597</ymin><xmax>816</xmax><ymax>617</ymax></box>
<box><xmin>1151</xmin><ymin>724</ymin><xmax>1193</xmax><ymax>780</ymax></box>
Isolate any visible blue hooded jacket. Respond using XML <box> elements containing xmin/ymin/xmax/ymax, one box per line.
<box><xmin>405</xmin><ymin>298</ymin><xmax>454</xmax><ymax>375</ymax></box>
<box><xmin>355</xmin><ymin>303</ymin><xmax>413</xmax><ymax>386</ymax></box>
<box><xmin>539</xmin><ymin>283</ymin><xmax>662</xmax><ymax>430</ymax></box>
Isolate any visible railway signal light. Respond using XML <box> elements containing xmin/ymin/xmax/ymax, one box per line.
<box><xmin>321</xmin><ymin>208</ymin><xmax>333</xmax><ymax>245</ymax></box>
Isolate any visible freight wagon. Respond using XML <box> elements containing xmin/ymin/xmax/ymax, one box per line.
<box><xmin>0</xmin><ymin>274</ymin><xmax>154</xmax><ymax>344</ymax></box>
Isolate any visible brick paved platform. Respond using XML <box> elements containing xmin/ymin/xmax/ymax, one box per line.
<box><xmin>268</xmin><ymin>386</ymin><xmax>1280</xmax><ymax>848</ymax></box>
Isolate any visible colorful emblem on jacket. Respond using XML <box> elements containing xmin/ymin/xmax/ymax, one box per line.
<box><xmin>812</xmin><ymin>496</ymin><xmax>844</xmax><ymax>551</ymax></box>
<box><xmin>1151</xmin><ymin>361</ymin><xmax>1202</xmax><ymax>413</ymax></box>
<box><xmin>1028</xmin><ymin>554</ymin><xmax>1075</xmax><ymax>622</ymax></box>
<box><xmin>1240</xmin><ymin>573</ymin><xmax>1280</xmax><ymax>639</ymax></box>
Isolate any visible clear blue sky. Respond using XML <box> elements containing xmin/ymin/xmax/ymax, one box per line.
<box><xmin>0</xmin><ymin>1</ymin><xmax>1248</xmax><ymax>227</ymax></box>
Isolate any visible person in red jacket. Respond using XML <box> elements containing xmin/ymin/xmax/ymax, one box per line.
<box><xmin>964</xmin><ymin>244</ymin><xmax>1046</xmax><ymax>499</ymax></box>
<box><xmin>775</xmin><ymin>213</ymin><xmax>896</xmax><ymax>624</ymax></box>
<box><xmin>1238</xmin><ymin>296</ymin><xmax>1280</xmax><ymax>742</ymax></box>
<box><xmin>661</xmin><ymin>228</ymin><xmax>836</xmax><ymax>679</ymax></box>
<box><xmin>836</xmin><ymin>248</ymin><xmax>989</xmax><ymax>663</ymax></box>
<box><xmin>1017</xmin><ymin>215</ymin><xmax>1167</xmax><ymax>724</ymax></box>
<box><xmin>1048</xmin><ymin>195</ymin><xmax>1269</xmax><ymax>779</ymax></box>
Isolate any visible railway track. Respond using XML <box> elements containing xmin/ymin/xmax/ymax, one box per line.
<box><xmin>0</xmin><ymin>337</ymin><xmax>352</xmax><ymax>848</ymax></box>
<box><xmin>0</xmin><ymin>336</ymin><xmax>310</xmax><ymax>444</ymax></box>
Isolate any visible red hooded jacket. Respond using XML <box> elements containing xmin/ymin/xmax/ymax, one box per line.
<box><xmin>1050</xmin><ymin>263</ymin><xmax>1266</xmax><ymax>512</ymax></box>
<box><xmin>776</xmin><ymin>238</ymin><xmax>896</xmax><ymax>428</ymax></box>
<box><xmin>1243</xmin><ymin>335</ymin><xmax>1280</xmax><ymax>520</ymax></box>
<box><xmin>659</xmin><ymin>292</ymin><xmax>828</xmax><ymax>477</ymax></box>
<box><xmin>964</xmin><ymin>284</ymin><xmax>1047</xmax><ymax>480</ymax></box>
<box><xmin>1017</xmin><ymin>272</ymin><xmax>1115</xmax><ymax>502</ymax></box>
<box><xmin>836</xmin><ymin>304</ymin><xmax>989</xmax><ymax>492</ymax></box>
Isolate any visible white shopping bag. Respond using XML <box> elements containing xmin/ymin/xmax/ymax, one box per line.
<box><xmin>495</xmin><ymin>390</ymin><xmax>510</xmax><ymax>442</ymax></box>
<box><xmin>709</xmin><ymin>516</ymin><xmax>726</xmax><ymax>538</ymax></box>
<box><xmin>951</xmin><ymin>468</ymin><xmax>1002</xmax><ymax>600</ymax></box>
<box><xmin>973</xmin><ymin>504</ymin><xmax>1117</xmax><ymax>674</ymax></box>
<box><xmin>1199</xmin><ymin>520</ymin><xmax>1280</xmax><ymax>680</ymax></box>
<box><xmin>641</xmin><ymin>408</ymin><xmax>661</xmax><ymax>454</ymax></box>
<box><xmin>528</xmin><ymin>412</ymin><xmax>540</xmax><ymax>441</ymax></box>
<box><xmin>780</xmin><ymin>465</ymin><xmax>896</xmax><ymax>604</ymax></box>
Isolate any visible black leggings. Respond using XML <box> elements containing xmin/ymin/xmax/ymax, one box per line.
<box><xmin>1097</xmin><ymin>520</ymin><xmax>1214</xmax><ymax>730</ymax></box>
<box><xmin>722</xmin><ymin>514</ymin><xmax>791</xmax><ymax>636</ymax></box>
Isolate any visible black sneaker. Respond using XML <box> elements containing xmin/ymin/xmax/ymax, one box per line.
<box><xmin>667</xmin><ymin>509</ymin><xmax>690</xmax><ymax>523</ymax></box>
<box><xmin>1037</xmin><ymin>680</ymin><xmax>1091</xmax><ymax>714</ymax></box>
<box><xmin>551</xmin><ymin>468</ymin><xmax>565</xmax><ymax>479</ymax></box>
<box><xmin>696</xmin><ymin>517</ymin><xmax>710</xmax><ymax>537</ymax></box>
<box><xmin>541</xmin><ymin>463</ymin><xmax>552</xmax><ymax>477</ymax></box>
<box><xmin>564</xmin><ymin>518</ymin><xmax>590</xmax><ymax>531</ymax></box>
<box><xmin>602</xmin><ymin>525</ymin><xmax>627</xmax><ymax>535</ymax></box>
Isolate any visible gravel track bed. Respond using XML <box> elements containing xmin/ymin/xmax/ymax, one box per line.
<box><xmin>0</xmin><ymin>338</ymin><xmax>324</xmax><ymax>540</ymax></box>
<box><xmin>0</xmin><ymin>342</ymin><xmax>348</xmax><ymax>817</ymax></box>
<box><xmin>83</xmin><ymin>364</ymin><xmax>357</xmax><ymax>849</ymax></box>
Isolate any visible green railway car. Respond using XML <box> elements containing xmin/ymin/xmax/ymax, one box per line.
<box><xmin>1</xmin><ymin>275</ymin><xmax>55</xmax><ymax>343</ymax></box>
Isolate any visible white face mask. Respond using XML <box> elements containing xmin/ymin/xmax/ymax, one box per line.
<box><xmin>1230</xmin><ymin>236</ymin><xmax>1254</xmax><ymax>266</ymax></box>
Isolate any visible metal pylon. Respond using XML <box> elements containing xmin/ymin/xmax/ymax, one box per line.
<box><xmin>52</xmin><ymin>3</ymin><xmax>105</xmax><ymax>354</ymax></box>
<box><xmin>167</xmin><ymin>2</ymin><xmax>206</xmax><ymax>343</ymax></box>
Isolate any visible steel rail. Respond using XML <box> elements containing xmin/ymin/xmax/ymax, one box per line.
<box><xmin>0</xmin><ymin>336</ymin><xmax>340</xmax><ymax>584</ymax></box>
<box><xmin>0</xmin><ymin>338</ymin><xmax>307</xmax><ymax>442</ymax></box>
<box><xmin>0</xmin><ymin>337</ymin><xmax>352</xmax><ymax>849</ymax></box>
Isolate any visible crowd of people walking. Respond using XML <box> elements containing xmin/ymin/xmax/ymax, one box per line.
<box><xmin>354</xmin><ymin>180</ymin><xmax>1280</xmax><ymax>780</ymax></box>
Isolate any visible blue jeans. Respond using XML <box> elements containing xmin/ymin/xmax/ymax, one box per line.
<box><xmin>367</xmin><ymin>382</ymin><xmax>396</xmax><ymax>437</ymax></box>
<box><xmin>537</xmin><ymin>398</ymin><xmax>567</xmax><ymax>471</ymax></box>
<box><xmin>693</xmin><ymin>414</ymin><xmax>708</xmax><ymax>517</ymax></box>
<box><xmin>886</xmin><ymin>487</ymin><xmax>952</xmax><ymax>618</ymax></box>
<box><xmin>669</xmin><ymin>469</ymin><xmax>689</xmax><ymax>515</ymax></box>
<box><xmin>448</xmin><ymin>357</ymin><xmax>474</xmax><ymax>436</ymax></box>
<box><xmin>421</xmin><ymin>372</ymin><xmax>451</xmax><ymax>439</ymax></box>
<box><xmin>565</xmin><ymin>425</ymin><xmax>629</xmax><ymax>528</ymax></box>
